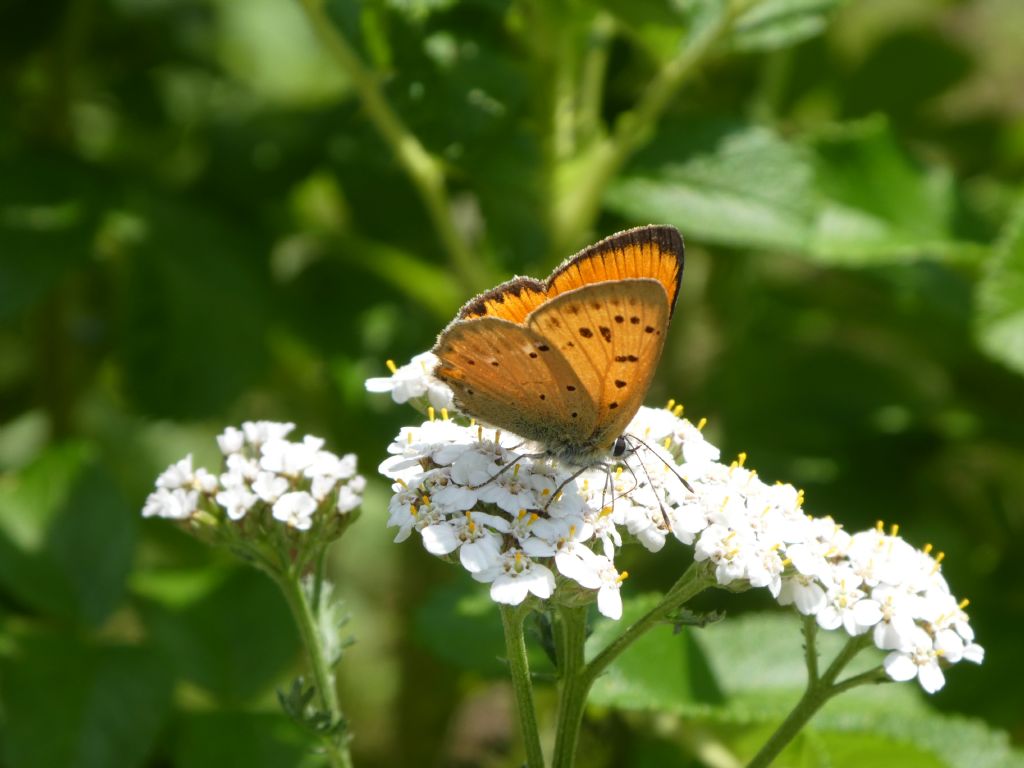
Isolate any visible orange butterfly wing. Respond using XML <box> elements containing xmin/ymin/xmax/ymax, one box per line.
<box><xmin>454</xmin><ymin>225</ymin><xmax>683</xmax><ymax>324</ymax></box>
<box><xmin>525</xmin><ymin>279</ymin><xmax>671</xmax><ymax>458</ymax></box>
<box><xmin>434</xmin><ymin>224</ymin><xmax>684</xmax><ymax>464</ymax></box>
<box><xmin>548</xmin><ymin>226</ymin><xmax>683</xmax><ymax>317</ymax></box>
<box><xmin>434</xmin><ymin>318</ymin><xmax>598</xmax><ymax>450</ymax></box>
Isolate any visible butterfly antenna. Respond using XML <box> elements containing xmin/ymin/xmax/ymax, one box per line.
<box><xmin>618</xmin><ymin>436</ymin><xmax>700</xmax><ymax>532</ymax></box>
<box><xmin>619</xmin><ymin>437</ymin><xmax>675</xmax><ymax>530</ymax></box>
<box><xmin>623</xmin><ymin>434</ymin><xmax>695</xmax><ymax>494</ymax></box>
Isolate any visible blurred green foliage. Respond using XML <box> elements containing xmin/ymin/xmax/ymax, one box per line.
<box><xmin>1</xmin><ymin>0</ymin><xmax>1023</xmax><ymax>766</ymax></box>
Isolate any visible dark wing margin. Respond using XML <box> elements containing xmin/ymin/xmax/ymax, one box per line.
<box><xmin>548</xmin><ymin>225</ymin><xmax>684</xmax><ymax>317</ymax></box>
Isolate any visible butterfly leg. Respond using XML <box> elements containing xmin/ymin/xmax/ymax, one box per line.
<box><xmin>469</xmin><ymin>451</ymin><xmax>532</xmax><ymax>491</ymax></box>
<box><xmin>541</xmin><ymin>464</ymin><xmax>592</xmax><ymax>514</ymax></box>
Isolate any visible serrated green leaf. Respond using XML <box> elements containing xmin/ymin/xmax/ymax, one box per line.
<box><xmin>690</xmin><ymin>612</ymin><xmax>932</xmax><ymax>720</ymax></box>
<box><xmin>606</xmin><ymin>121</ymin><xmax>817</xmax><ymax>251</ymax></box>
<box><xmin>0</xmin><ymin>627</ymin><xmax>172</xmax><ymax>768</ymax></box>
<box><xmin>607</xmin><ymin>117</ymin><xmax>983</xmax><ymax>265</ymax></box>
<box><xmin>587</xmin><ymin>592</ymin><xmax>724</xmax><ymax>713</ymax></box>
<box><xmin>811</xmin><ymin>710</ymin><xmax>1024</xmax><ymax>768</ymax></box>
<box><xmin>731</xmin><ymin>724</ymin><xmax>947</xmax><ymax>768</ymax></box>
<box><xmin>975</xmin><ymin>196</ymin><xmax>1024</xmax><ymax>375</ymax></box>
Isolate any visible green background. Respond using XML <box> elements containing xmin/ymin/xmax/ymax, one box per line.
<box><xmin>1</xmin><ymin>0</ymin><xmax>1022</xmax><ymax>765</ymax></box>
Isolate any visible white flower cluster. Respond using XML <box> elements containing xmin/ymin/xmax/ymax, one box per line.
<box><xmin>369</xmin><ymin>357</ymin><xmax>983</xmax><ymax>693</ymax></box>
<box><xmin>143</xmin><ymin>421</ymin><xmax>365</xmax><ymax>532</ymax></box>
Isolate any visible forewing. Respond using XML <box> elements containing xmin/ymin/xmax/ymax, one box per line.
<box><xmin>548</xmin><ymin>225</ymin><xmax>683</xmax><ymax>317</ymax></box>
<box><xmin>454</xmin><ymin>277</ymin><xmax>548</xmax><ymax>324</ymax></box>
<box><xmin>434</xmin><ymin>317</ymin><xmax>598</xmax><ymax>444</ymax></box>
<box><xmin>451</xmin><ymin>226</ymin><xmax>683</xmax><ymax>325</ymax></box>
<box><xmin>526</xmin><ymin>279</ymin><xmax>670</xmax><ymax>451</ymax></box>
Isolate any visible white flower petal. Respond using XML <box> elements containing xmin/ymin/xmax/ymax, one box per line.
<box><xmin>421</xmin><ymin>523</ymin><xmax>460</xmax><ymax>555</ymax></box>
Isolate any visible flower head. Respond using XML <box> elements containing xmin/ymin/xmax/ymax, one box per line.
<box><xmin>142</xmin><ymin>422</ymin><xmax>365</xmax><ymax>567</ymax></box>
<box><xmin>372</xmin><ymin>354</ymin><xmax>982</xmax><ymax>692</ymax></box>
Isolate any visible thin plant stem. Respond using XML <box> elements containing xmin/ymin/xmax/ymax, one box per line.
<box><xmin>819</xmin><ymin>633</ymin><xmax>872</xmax><ymax>686</ymax></box>
<box><xmin>746</xmin><ymin>684</ymin><xmax>825</xmax><ymax>768</ymax></box>
<box><xmin>583</xmin><ymin>562</ymin><xmax>714</xmax><ymax>687</ymax></box>
<box><xmin>500</xmin><ymin>604</ymin><xmax>546</xmax><ymax>768</ymax></box>
<box><xmin>802</xmin><ymin>615</ymin><xmax>819</xmax><ymax>684</ymax></box>
<box><xmin>551</xmin><ymin>603</ymin><xmax>589</xmax><ymax>768</ymax></box>
<box><xmin>293</xmin><ymin>0</ymin><xmax>485</xmax><ymax>293</ymax></box>
<box><xmin>278</xmin><ymin>568</ymin><xmax>352</xmax><ymax>768</ymax></box>
<box><xmin>549</xmin><ymin>564</ymin><xmax>714</xmax><ymax>768</ymax></box>
<box><xmin>552</xmin><ymin>0</ymin><xmax>758</xmax><ymax>254</ymax></box>
<box><xmin>746</xmin><ymin>634</ymin><xmax>876</xmax><ymax>768</ymax></box>
<box><xmin>829</xmin><ymin>666</ymin><xmax>890</xmax><ymax>696</ymax></box>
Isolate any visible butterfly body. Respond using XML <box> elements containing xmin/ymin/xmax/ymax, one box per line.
<box><xmin>434</xmin><ymin>226</ymin><xmax>684</xmax><ymax>467</ymax></box>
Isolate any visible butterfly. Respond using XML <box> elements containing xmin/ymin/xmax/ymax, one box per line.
<box><xmin>433</xmin><ymin>225</ymin><xmax>684</xmax><ymax>467</ymax></box>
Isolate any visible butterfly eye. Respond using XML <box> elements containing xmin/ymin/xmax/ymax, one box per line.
<box><xmin>612</xmin><ymin>436</ymin><xmax>628</xmax><ymax>458</ymax></box>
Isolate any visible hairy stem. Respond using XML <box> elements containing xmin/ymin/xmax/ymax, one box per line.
<box><xmin>551</xmin><ymin>603</ymin><xmax>589</xmax><ymax>768</ymax></box>
<box><xmin>549</xmin><ymin>564</ymin><xmax>714</xmax><ymax>768</ymax></box>
<box><xmin>278</xmin><ymin>570</ymin><xmax>352</xmax><ymax>768</ymax></box>
<box><xmin>500</xmin><ymin>604</ymin><xmax>546</xmax><ymax>768</ymax></box>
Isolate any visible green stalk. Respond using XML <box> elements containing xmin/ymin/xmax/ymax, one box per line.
<box><xmin>802</xmin><ymin>614</ymin><xmax>819</xmax><ymax>684</ymax></box>
<box><xmin>500</xmin><ymin>604</ymin><xmax>546</xmax><ymax>768</ymax></box>
<box><xmin>294</xmin><ymin>0</ymin><xmax>485</xmax><ymax>293</ymax></box>
<box><xmin>584</xmin><ymin>563</ymin><xmax>714</xmax><ymax>686</ymax></box>
<box><xmin>746</xmin><ymin>634</ymin><xmax>878</xmax><ymax>768</ymax></box>
<box><xmin>551</xmin><ymin>564</ymin><xmax>714</xmax><ymax>768</ymax></box>
<box><xmin>278</xmin><ymin>568</ymin><xmax>353</xmax><ymax>768</ymax></box>
<box><xmin>551</xmin><ymin>604</ymin><xmax>589</xmax><ymax>768</ymax></box>
<box><xmin>551</xmin><ymin>0</ymin><xmax>758</xmax><ymax>254</ymax></box>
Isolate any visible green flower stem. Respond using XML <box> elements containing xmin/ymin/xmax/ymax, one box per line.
<box><xmin>550</xmin><ymin>564</ymin><xmax>714</xmax><ymax>768</ymax></box>
<box><xmin>584</xmin><ymin>562</ymin><xmax>715</xmax><ymax>687</ymax></box>
<box><xmin>293</xmin><ymin>0</ymin><xmax>484</xmax><ymax>294</ymax></box>
<box><xmin>802</xmin><ymin>615</ymin><xmax>819</xmax><ymax>684</ymax></box>
<box><xmin>551</xmin><ymin>603</ymin><xmax>589</xmax><ymax>768</ymax></box>
<box><xmin>747</xmin><ymin>634</ymin><xmax>877</xmax><ymax>768</ymax></box>
<box><xmin>278</xmin><ymin>567</ymin><xmax>352</xmax><ymax>768</ymax></box>
<box><xmin>551</xmin><ymin>0</ymin><xmax>757</xmax><ymax>254</ymax></box>
<box><xmin>500</xmin><ymin>604</ymin><xmax>545</xmax><ymax>768</ymax></box>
